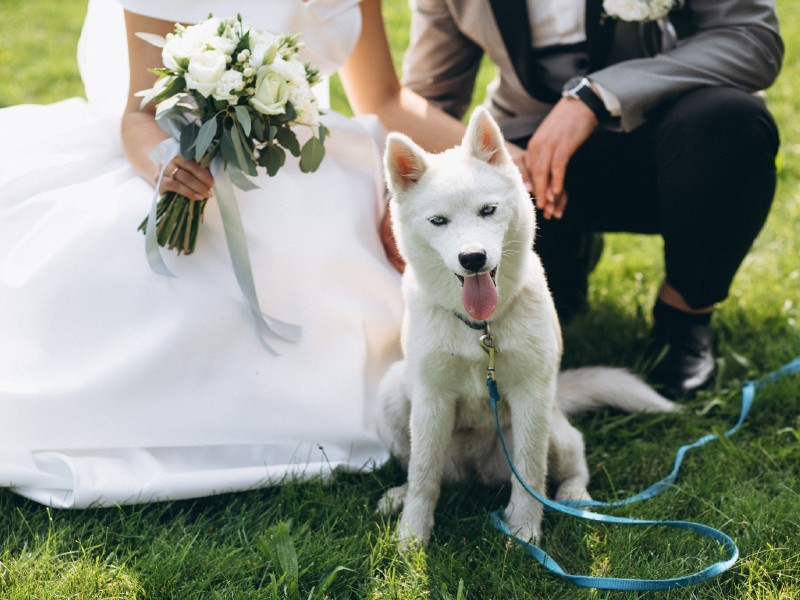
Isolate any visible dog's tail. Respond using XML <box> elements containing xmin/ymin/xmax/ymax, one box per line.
<box><xmin>556</xmin><ymin>367</ymin><xmax>678</xmax><ymax>415</ymax></box>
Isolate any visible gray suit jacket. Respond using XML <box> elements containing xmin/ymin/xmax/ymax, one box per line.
<box><xmin>402</xmin><ymin>0</ymin><xmax>783</xmax><ymax>136</ymax></box>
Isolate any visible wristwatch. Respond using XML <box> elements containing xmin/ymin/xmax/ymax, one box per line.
<box><xmin>561</xmin><ymin>76</ymin><xmax>611</xmax><ymax>124</ymax></box>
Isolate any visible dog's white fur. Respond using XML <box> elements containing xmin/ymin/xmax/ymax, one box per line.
<box><xmin>378</xmin><ymin>107</ymin><xmax>676</xmax><ymax>546</ymax></box>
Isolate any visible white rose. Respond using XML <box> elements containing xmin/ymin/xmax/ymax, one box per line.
<box><xmin>162</xmin><ymin>30</ymin><xmax>205</xmax><ymax>71</ymax></box>
<box><xmin>185</xmin><ymin>50</ymin><xmax>228</xmax><ymax>98</ymax></box>
<box><xmin>213</xmin><ymin>70</ymin><xmax>246</xmax><ymax>103</ymax></box>
<box><xmin>603</xmin><ymin>0</ymin><xmax>673</xmax><ymax>21</ymax></box>
<box><xmin>268</xmin><ymin>56</ymin><xmax>307</xmax><ymax>90</ymax></box>
<box><xmin>250</xmin><ymin>39</ymin><xmax>280</xmax><ymax>67</ymax></box>
<box><xmin>603</xmin><ymin>0</ymin><xmax>649</xmax><ymax>21</ymax></box>
<box><xmin>249</xmin><ymin>66</ymin><xmax>290</xmax><ymax>115</ymax></box>
<box><xmin>196</xmin><ymin>17</ymin><xmax>223</xmax><ymax>38</ymax></box>
<box><xmin>651</xmin><ymin>0</ymin><xmax>676</xmax><ymax>19</ymax></box>
<box><xmin>209</xmin><ymin>35</ymin><xmax>238</xmax><ymax>56</ymax></box>
<box><xmin>292</xmin><ymin>94</ymin><xmax>320</xmax><ymax>126</ymax></box>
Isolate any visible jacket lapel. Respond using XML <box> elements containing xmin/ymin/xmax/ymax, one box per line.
<box><xmin>585</xmin><ymin>0</ymin><xmax>617</xmax><ymax>71</ymax></box>
<box><xmin>490</xmin><ymin>0</ymin><xmax>617</xmax><ymax>102</ymax></box>
<box><xmin>489</xmin><ymin>0</ymin><xmax>532</xmax><ymax>92</ymax></box>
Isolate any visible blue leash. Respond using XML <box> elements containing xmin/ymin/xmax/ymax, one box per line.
<box><xmin>483</xmin><ymin>330</ymin><xmax>800</xmax><ymax>590</ymax></box>
<box><xmin>559</xmin><ymin>353</ymin><xmax>800</xmax><ymax>510</ymax></box>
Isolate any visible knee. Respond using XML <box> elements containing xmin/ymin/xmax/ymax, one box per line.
<box><xmin>658</xmin><ymin>87</ymin><xmax>779</xmax><ymax>165</ymax></box>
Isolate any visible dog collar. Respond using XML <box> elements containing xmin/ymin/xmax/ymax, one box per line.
<box><xmin>454</xmin><ymin>312</ymin><xmax>489</xmax><ymax>330</ymax></box>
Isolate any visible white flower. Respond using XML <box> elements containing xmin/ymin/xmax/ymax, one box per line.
<box><xmin>249</xmin><ymin>66</ymin><xmax>291</xmax><ymax>115</ymax></box>
<box><xmin>162</xmin><ymin>30</ymin><xmax>205</xmax><ymax>71</ymax></box>
<box><xmin>291</xmin><ymin>92</ymin><xmax>320</xmax><ymax>126</ymax></box>
<box><xmin>185</xmin><ymin>50</ymin><xmax>228</xmax><ymax>97</ymax></box>
<box><xmin>213</xmin><ymin>69</ymin><xmax>246</xmax><ymax>103</ymax></box>
<box><xmin>603</xmin><ymin>0</ymin><xmax>675</xmax><ymax>22</ymax></box>
<box><xmin>249</xmin><ymin>32</ymin><xmax>281</xmax><ymax>66</ymax></box>
<box><xmin>268</xmin><ymin>56</ymin><xmax>308</xmax><ymax>90</ymax></box>
<box><xmin>208</xmin><ymin>35</ymin><xmax>238</xmax><ymax>56</ymax></box>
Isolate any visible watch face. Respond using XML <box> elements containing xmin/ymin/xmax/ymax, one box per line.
<box><xmin>562</xmin><ymin>76</ymin><xmax>586</xmax><ymax>96</ymax></box>
<box><xmin>564</xmin><ymin>76</ymin><xmax>584</xmax><ymax>91</ymax></box>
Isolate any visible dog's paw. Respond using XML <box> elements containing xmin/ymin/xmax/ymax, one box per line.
<box><xmin>376</xmin><ymin>484</ymin><xmax>408</xmax><ymax>515</ymax></box>
<box><xmin>395</xmin><ymin>519</ymin><xmax>429</xmax><ymax>552</ymax></box>
<box><xmin>503</xmin><ymin>508</ymin><xmax>542</xmax><ymax>543</ymax></box>
<box><xmin>554</xmin><ymin>481</ymin><xmax>592</xmax><ymax>503</ymax></box>
<box><xmin>504</xmin><ymin>521</ymin><xmax>541</xmax><ymax>544</ymax></box>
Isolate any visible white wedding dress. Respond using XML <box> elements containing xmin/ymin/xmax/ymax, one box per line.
<box><xmin>0</xmin><ymin>0</ymin><xmax>403</xmax><ymax>508</ymax></box>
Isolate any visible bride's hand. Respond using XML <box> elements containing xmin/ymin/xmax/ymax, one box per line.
<box><xmin>158</xmin><ymin>158</ymin><xmax>215</xmax><ymax>200</ymax></box>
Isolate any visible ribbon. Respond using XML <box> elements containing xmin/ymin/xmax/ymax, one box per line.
<box><xmin>145</xmin><ymin>140</ymin><xmax>180</xmax><ymax>278</ymax></box>
<box><xmin>145</xmin><ymin>138</ymin><xmax>301</xmax><ymax>354</ymax></box>
<box><xmin>210</xmin><ymin>160</ymin><xmax>302</xmax><ymax>350</ymax></box>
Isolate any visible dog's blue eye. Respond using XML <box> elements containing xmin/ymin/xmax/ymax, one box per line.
<box><xmin>480</xmin><ymin>204</ymin><xmax>497</xmax><ymax>217</ymax></box>
<box><xmin>428</xmin><ymin>215</ymin><xmax>449</xmax><ymax>226</ymax></box>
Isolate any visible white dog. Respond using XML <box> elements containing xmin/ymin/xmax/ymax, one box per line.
<box><xmin>377</xmin><ymin>107</ymin><xmax>677</xmax><ymax>547</ymax></box>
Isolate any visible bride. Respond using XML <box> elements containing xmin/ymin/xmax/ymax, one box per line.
<box><xmin>0</xmin><ymin>0</ymin><xmax>469</xmax><ymax>508</ymax></box>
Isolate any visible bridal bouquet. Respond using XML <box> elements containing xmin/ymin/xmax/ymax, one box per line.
<box><xmin>603</xmin><ymin>0</ymin><xmax>678</xmax><ymax>22</ymax></box>
<box><xmin>137</xmin><ymin>15</ymin><xmax>328</xmax><ymax>255</ymax></box>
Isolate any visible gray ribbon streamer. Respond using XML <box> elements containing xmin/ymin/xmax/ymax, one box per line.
<box><xmin>211</xmin><ymin>159</ymin><xmax>302</xmax><ymax>352</ymax></box>
<box><xmin>144</xmin><ymin>139</ymin><xmax>301</xmax><ymax>353</ymax></box>
<box><xmin>145</xmin><ymin>140</ymin><xmax>180</xmax><ymax>278</ymax></box>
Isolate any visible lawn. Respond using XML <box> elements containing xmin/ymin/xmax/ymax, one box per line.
<box><xmin>1</xmin><ymin>1</ymin><xmax>798</xmax><ymax>598</ymax></box>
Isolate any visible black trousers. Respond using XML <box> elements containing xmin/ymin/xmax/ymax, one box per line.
<box><xmin>530</xmin><ymin>86</ymin><xmax>779</xmax><ymax>311</ymax></box>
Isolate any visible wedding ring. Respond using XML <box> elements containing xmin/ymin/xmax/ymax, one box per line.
<box><xmin>170</xmin><ymin>166</ymin><xmax>181</xmax><ymax>178</ymax></box>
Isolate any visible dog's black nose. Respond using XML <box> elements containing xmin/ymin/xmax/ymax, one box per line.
<box><xmin>458</xmin><ymin>250</ymin><xmax>487</xmax><ymax>272</ymax></box>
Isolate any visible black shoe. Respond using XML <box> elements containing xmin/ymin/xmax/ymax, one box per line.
<box><xmin>648</xmin><ymin>300</ymin><xmax>715</xmax><ymax>399</ymax></box>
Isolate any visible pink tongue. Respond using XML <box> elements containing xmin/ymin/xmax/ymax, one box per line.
<box><xmin>462</xmin><ymin>272</ymin><xmax>497</xmax><ymax>321</ymax></box>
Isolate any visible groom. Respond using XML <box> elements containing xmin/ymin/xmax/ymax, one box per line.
<box><xmin>401</xmin><ymin>0</ymin><xmax>783</xmax><ymax>398</ymax></box>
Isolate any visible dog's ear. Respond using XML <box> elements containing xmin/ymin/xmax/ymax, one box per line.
<box><xmin>465</xmin><ymin>106</ymin><xmax>510</xmax><ymax>167</ymax></box>
<box><xmin>385</xmin><ymin>133</ymin><xmax>428</xmax><ymax>195</ymax></box>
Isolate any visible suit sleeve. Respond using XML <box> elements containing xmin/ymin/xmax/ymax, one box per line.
<box><xmin>401</xmin><ymin>0</ymin><xmax>485</xmax><ymax>120</ymax></box>
<box><xmin>590</xmin><ymin>0</ymin><xmax>784</xmax><ymax>131</ymax></box>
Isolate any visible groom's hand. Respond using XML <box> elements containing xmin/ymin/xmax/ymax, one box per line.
<box><xmin>528</xmin><ymin>97</ymin><xmax>598</xmax><ymax>220</ymax></box>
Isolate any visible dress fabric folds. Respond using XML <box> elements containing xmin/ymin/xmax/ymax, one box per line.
<box><xmin>0</xmin><ymin>0</ymin><xmax>403</xmax><ymax>508</ymax></box>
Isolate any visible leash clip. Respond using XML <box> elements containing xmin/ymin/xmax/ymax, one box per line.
<box><xmin>479</xmin><ymin>324</ymin><xmax>496</xmax><ymax>381</ymax></box>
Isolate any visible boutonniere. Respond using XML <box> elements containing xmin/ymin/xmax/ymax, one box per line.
<box><xmin>602</xmin><ymin>0</ymin><xmax>680</xmax><ymax>22</ymax></box>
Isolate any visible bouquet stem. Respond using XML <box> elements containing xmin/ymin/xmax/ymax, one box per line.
<box><xmin>139</xmin><ymin>192</ymin><xmax>208</xmax><ymax>255</ymax></box>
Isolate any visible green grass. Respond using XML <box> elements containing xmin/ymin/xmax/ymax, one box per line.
<box><xmin>1</xmin><ymin>1</ymin><xmax>799</xmax><ymax>598</ymax></box>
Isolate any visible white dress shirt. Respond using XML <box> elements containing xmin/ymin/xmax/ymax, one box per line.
<box><xmin>528</xmin><ymin>0</ymin><xmax>586</xmax><ymax>47</ymax></box>
<box><xmin>528</xmin><ymin>0</ymin><xmax>621</xmax><ymax>115</ymax></box>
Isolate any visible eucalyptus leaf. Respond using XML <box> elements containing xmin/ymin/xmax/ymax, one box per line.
<box><xmin>299</xmin><ymin>136</ymin><xmax>325</xmax><ymax>173</ymax></box>
<box><xmin>260</xmin><ymin>145</ymin><xmax>285</xmax><ymax>177</ymax></box>
<box><xmin>220</xmin><ymin>128</ymin><xmax>241</xmax><ymax>171</ymax></box>
<box><xmin>195</xmin><ymin>118</ymin><xmax>219</xmax><ymax>162</ymax></box>
<box><xmin>234</xmin><ymin>105</ymin><xmax>252</xmax><ymax>137</ymax></box>
<box><xmin>198</xmin><ymin>144</ymin><xmax>218</xmax><ymax>169</ymax></box>
<box><xmin>231</xmin><ymin>126</ymin><xmax>257</xmax><ymax>176</ymax></box>
<box><xmin>275</xmin><ymin>127</ymin><xmax>300</xmax><ymax>157</ymax></box>
<box><xmin>153</xmin><ymin>76</ymin><xmax>186</xmax><ymax>104</ymax></box>
<box><xmin>179</xmin><ymin>123</ymin><xmax>200</xmax><ymax>159</ymax></box>
<box><xmin>252</xmin><ymin>118</ymin><xmax>265</xmax><ymax>141</ymax></box>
